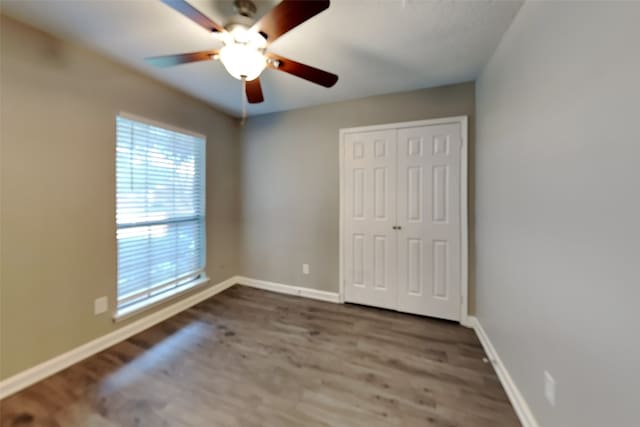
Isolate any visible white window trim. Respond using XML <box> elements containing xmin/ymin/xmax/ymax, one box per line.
<box><xmin>117</xmin><ymin>268</ymin><xmax>205</xmax><ymax>306</ymax></box>
<box><xmin>118</xmin><ymin>111</ymin><xmax>206</xmax><ymax>139</ymax></box>
<box><xmin>114</xmin><ymin>274</ymin><xmax>210</xmax><ymax>322</ymax></box>
<box><xmin>113</xmin><ymin>112</ymin><xmax>207</xmax><ymax>321</ymax></box>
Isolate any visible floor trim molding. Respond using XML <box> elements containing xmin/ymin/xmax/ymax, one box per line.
<box><xmin>0</xmin><ymin>276</ymin><xmax>239</xmax><ymax>400</ymax></box>
<box><xmin>468</xmin><ymin>316</ymin><xmax>539</xmax><ymax>427</ymax></box>
<box><xmin>237</xmin><ymin>277</ymin><xmax>341</xmax><ymax>303</ymax></box>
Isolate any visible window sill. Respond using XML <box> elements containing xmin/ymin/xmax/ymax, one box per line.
<box><xmin>113</xmin><ymin>275</ymin><xmax>210</xmax><ymax>323</ymax></box>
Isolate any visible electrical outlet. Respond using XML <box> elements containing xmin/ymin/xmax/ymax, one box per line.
<box><xmin>302</xmin><ymin>264</ymin><xmax>310</xmax><ymax>275</ymax></box>
<box><xmin>94</xmin><ymin>296</ymin><xmax>108</xmax><ymax>315</ymax></box>
<box><xmin>544</xmin><ymin>371</ymin><xmax>556</xmax><ymax>406</ymax></box>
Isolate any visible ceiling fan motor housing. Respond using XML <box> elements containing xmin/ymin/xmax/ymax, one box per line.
<box><xmin>234</xmin><ymin>0</ymin><xmax>257</xmax><ymax>18</ymax></box>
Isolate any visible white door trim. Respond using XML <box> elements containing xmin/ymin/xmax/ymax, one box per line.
<box><xmin>339</xmin><ymin>116</ymin><xmax>469</xmax><ymax>326</ymax></box>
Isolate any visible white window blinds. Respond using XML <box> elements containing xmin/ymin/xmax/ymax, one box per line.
<box><xmin>116</xmin><ymin>114</ymin><xmax>205</xmax><ymax>310</ymax></box>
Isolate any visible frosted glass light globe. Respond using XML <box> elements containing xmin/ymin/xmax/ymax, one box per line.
<box><xmin>217</xmin><ymin>26</ymin><xmax>268</xmax><ymax>81</ymax></box>
<box><xmin>219</xmin><ymin>43</ymin><xmax>267</xmax><ymax>81</ymax></box>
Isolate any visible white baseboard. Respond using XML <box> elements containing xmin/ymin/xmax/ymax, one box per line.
<box><xmin>460</xmin><ymin>314</ymin><xmax>474</xmax><ymax>328</ymax></box>
<box><xmin>0</xmin><ymin>276</ymin><xmax>239</xmax><ymax>400</ymax></box>
<box><xmin>469</xmin><ymin>316</ymin><xmax>539</xmax><ymax>427</ymax></box>
<box><xmin>237</xmin><ymin>276</ymin><xmax>341</xmax><ymax>303</ymax></box>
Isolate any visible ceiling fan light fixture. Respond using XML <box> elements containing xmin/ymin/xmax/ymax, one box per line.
<box><xmin>217</xmin><ymin>25</ymin><xmax>267</xmax><ymax>81</ymax></box>
<box><xmin>219</xmin><ymin>42</ymin><xmax>266</xmax><ymax>81</ymax></box>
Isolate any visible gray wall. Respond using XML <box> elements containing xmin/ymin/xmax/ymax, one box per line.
<box><xmin>0</xmin><ymin>16</ymin><xmax>241</xmax><ymax>379</ymax></box>
<box><xmin>240</xmin><ymin>83</ymin><xmax>476</xmax><ymax>308</ymax></box>
<box><xmin>475</xmin><ymin>2</ymin><xmax>640</xmax><ymax>427</ymax></box>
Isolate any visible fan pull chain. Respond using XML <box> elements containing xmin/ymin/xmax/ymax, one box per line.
<box><xmin>240</xmin><ymin>76</ymin><xmax>247</xmax><ymax>126</ymax></box>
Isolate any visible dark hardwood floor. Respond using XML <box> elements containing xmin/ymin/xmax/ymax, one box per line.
<box><xmin>0</xmin><ymin>286</ymin><xmax>520</xmax><ymax>427</ymax></box>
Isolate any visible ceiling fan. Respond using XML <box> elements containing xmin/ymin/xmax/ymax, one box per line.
<box><xmin>146</xmin><ymin>0</ymin><xmax>338</xmax><ymax>105</ymax></box>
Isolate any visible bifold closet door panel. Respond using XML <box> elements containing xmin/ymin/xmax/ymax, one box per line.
<box><xmin>396</xmin><ymin>124</ymin><xmax>462</xmax><ymax>321</ymax></box>
<box><xmin>344</xmin><ymin>130</ymin><xmax>398</xmax><ymax>310</ymax></box>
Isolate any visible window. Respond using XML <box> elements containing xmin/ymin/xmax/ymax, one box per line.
<box><xmin>116</xmin><ymin>114</ymin><xmax>206</xmax><ymax>316</ymax></box>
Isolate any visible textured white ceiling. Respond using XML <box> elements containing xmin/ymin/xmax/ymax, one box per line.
<box><xmin>1</xmin><ymin>0</ymin><xmax>522</xmax><ymax>117</ymax></box>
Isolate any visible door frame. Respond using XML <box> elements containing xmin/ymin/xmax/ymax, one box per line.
<box><xmin>338</xmin><ymin>116</ymin><xmax>470</xmax><ymax>326</ymax></box>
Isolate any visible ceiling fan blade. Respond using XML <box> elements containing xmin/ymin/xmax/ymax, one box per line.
<box><xmin>245</xmin><ymin>78</ymin><xmax>265</xmax><ymax>104</ymax></box>
<box><xmin>145</xmin><ymin>50</ymin><xmax>219</xmax><ymax>67</ymax></box>
<box><xmin>251</xmin><ymin>0</ymin><xmax>330</xmax><ymax>44</ymax></box>
<box><xmin>267</xmin><ymin>53</ymin><xmax>338</xmax><ymax>88</ymax></box>
<box><xmin>160</xmin><ymin>0</ymin><xmax>225</xmax><ymax>33</ymax></box>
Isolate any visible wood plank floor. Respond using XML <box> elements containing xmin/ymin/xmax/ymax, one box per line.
<box><xmin>0</xmin><ymin>286</ymin><xmax>520</xmax><ymax>427</ymax></box>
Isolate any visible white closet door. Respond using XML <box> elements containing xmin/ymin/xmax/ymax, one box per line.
<box><xmin>344</xmin><ymin>130</ymin><xmax>398</xmax><ymax>310</ymax></box>
<box><xmin>396</xmin><ymin>124</ymin><xmax>462</xmax><ymax>321</ymax></box>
